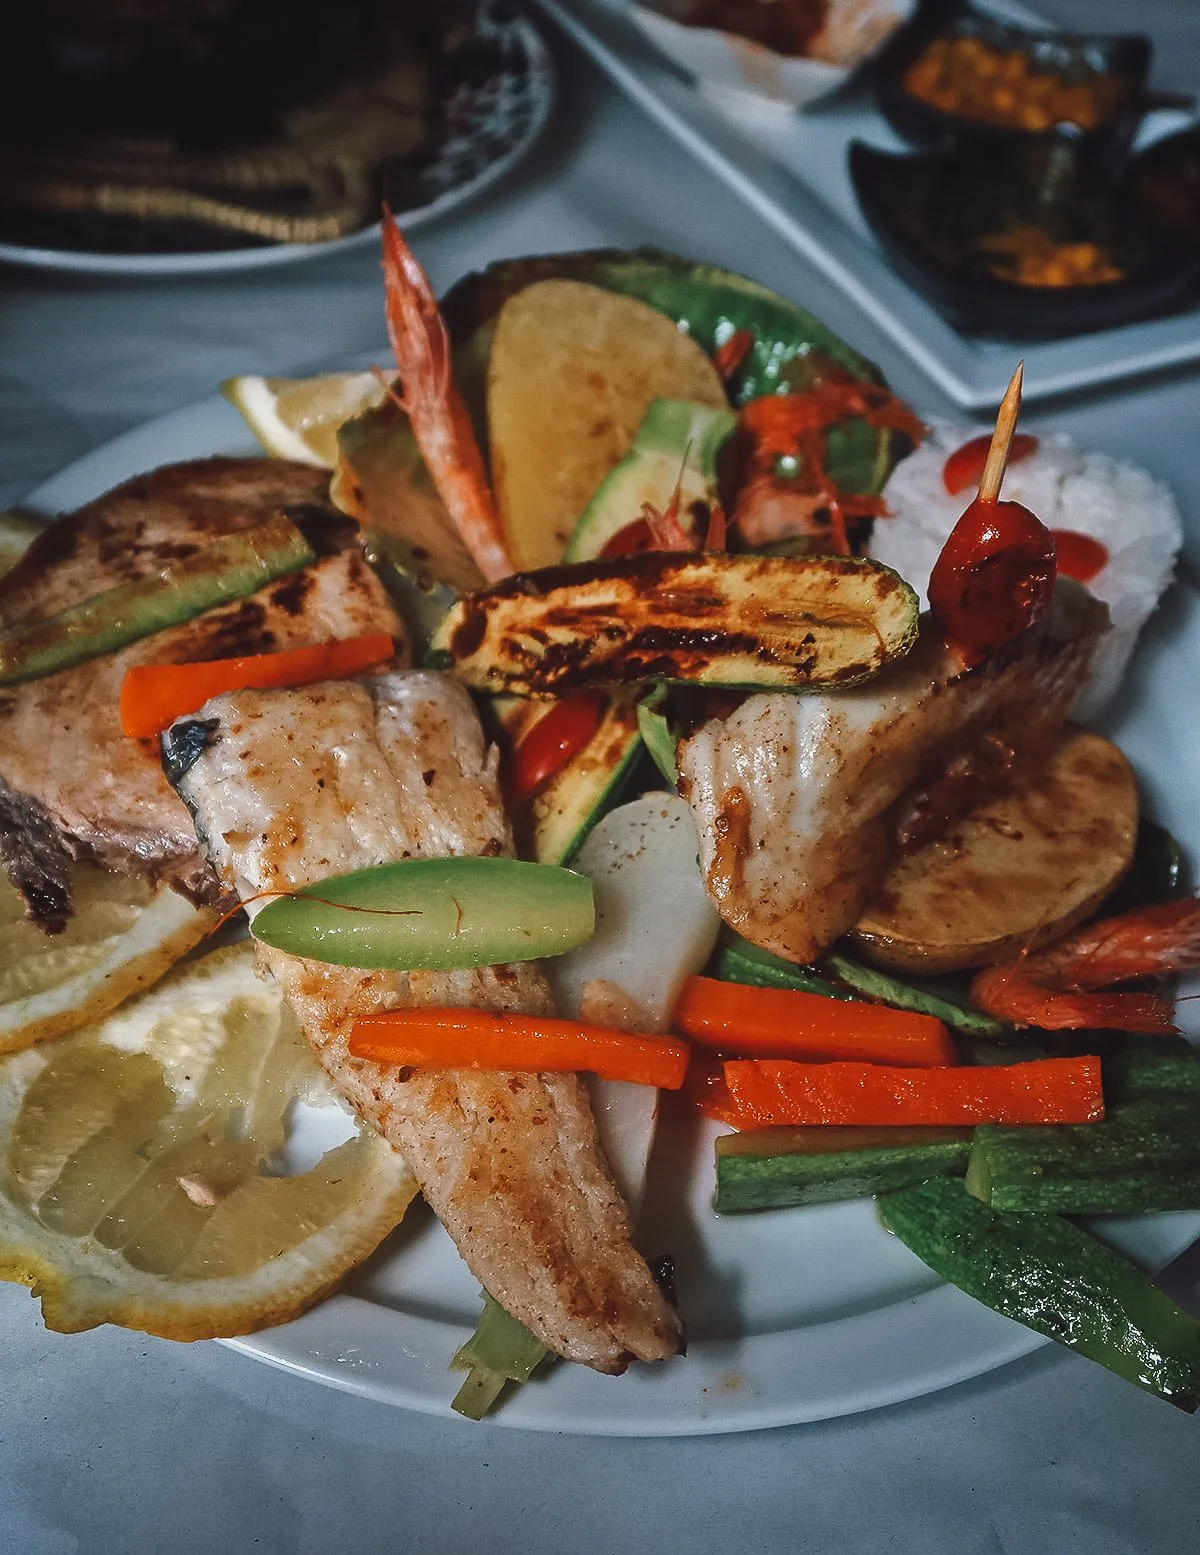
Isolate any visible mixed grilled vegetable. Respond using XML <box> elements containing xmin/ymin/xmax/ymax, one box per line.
<box><xmin>3</xmin><ymin>222</ymin><xmax>1200</xmax><ymax>1423</ymax></box>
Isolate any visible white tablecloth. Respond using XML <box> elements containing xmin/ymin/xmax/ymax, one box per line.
<box><xmin>2</xmin><ymin>5</ymin><xmax>1199</xmax><ymax>1551</ymax></box>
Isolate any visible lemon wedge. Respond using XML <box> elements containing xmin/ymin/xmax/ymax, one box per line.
<box><xmin>0</xmin><ymin>862</ymin><xmax>220</xmax><ymax>1056</ymax></box>
<box><xmin>222</xmin><ymin>371</ymin><xmax>391</xmax><ymax>468</ymax></box>
<box><xmin>0</xmin><ymin>511</ymin><xmax>41</xmax><ymax>576</ymax></box>
<box><xmin>0</xmin><ymin>942</ymin><xmax>417</xmax><ymax>1338</ymax></box>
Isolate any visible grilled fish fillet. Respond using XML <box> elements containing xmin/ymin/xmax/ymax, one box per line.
<box><xmin>678</xmin><ymin>582</ymin><xmax>1108</xmax><ymax>964</ymax></box>
<box><xmin>0</xmin><ymin>458</ymin><xmax>402</xmax><ymax>929</ymax></box>
<box><xmin>167</xmin><ymin>670</ymin><xmax>681</xmax><ymax>1374</ymax></box>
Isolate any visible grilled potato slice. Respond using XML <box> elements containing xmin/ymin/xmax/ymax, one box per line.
<box><xmin>851</xmin><ymin>727</ymin><xmax>1139</xmax><ymax>974</ymax></box>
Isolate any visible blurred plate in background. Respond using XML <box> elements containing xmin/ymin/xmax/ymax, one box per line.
<box><xmin>0</xmin><ymin>6</ymin><xmax>554</xmax><ymax>278</ymax></box>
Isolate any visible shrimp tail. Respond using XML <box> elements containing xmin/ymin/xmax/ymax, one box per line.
<box><xmin>379</xmin><ymin>209</ymin><xmax>515</xmax><ymax>584</ymax></box>
<box><xmin>969</xmin><ymin>966</ymin><xmax>1177</xmax><ymax>1033</ymax></box>
<box><xmin>970</xmin><ymin>898</ymin><xmax>1200</xmax><ymax>1032</ymax></box>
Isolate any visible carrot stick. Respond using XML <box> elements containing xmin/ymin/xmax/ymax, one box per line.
<box><xmin>724</xmin><ymin>1056</ymin><xmax>1103</xmax><ymax>1127</ymax></box>
<box><xmin>674</xmin><ymin>975</ymin><xmax>957</xmax><ymax>1066</ymax></box>
<box><xmin>119</xmin><ymin>632</ymin><xmax>395</xmax><ymax>738</ymax></box>
<box><xmin>679</xmin><ymin>1050</ymin><xmax>744</xmax><ymax>1127</ymax></box>
<box><xmin>349</xmin><ymin>1008</ymin><xmax>690</xmax><ymax>1090</ymax></box>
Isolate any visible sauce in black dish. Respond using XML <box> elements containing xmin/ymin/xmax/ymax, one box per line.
<box><xmin>1134</xmin><ymin>125</ymin><xmax>1200</xmax><ymax>245</ymax></box>
<box><xmin>848</xmin><ymin>136</ymin><xmax>1200</xmax><ymax>339</ymax></box>
<box><xmin>871</xmin><ymin>0</ymin><xmax>1150</xmax><ymax>169</ymax></box>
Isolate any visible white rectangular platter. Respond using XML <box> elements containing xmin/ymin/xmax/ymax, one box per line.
<box><xmin>537</xmin><ymin>0</ymin><xmax>1200</xmax><ymax>410</ymax></box>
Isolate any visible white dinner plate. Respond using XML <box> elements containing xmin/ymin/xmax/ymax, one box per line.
<box><xmin>0</xmin><ymin>13</ymin><xmax>554</xmax><ymax>279</ymax></box>
<box><xmin>24</xmin><ymin>396</ymin><xmax>1200</xmax><ymax>1435</ymax></box>
<box><xmin>536</xmin><ymin>0</ymin><xmax>1200</xmax><ymax>411</ymax></box>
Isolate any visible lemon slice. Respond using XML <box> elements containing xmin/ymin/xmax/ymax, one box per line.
<box><xmin>223</xmin><ymin>371</ymin><xmax>391</xmax><ymax>467</ymax></box>
<box><xmin>0</xmin><ymin>942</ymin><xmax>417</xmax><ymax>1338</ymax></box>
<box><xmin>0</xmin><ymin>862</ymin><xmax>220</xmax><ymax>1055</ymax></box>
<box><xmin>0</xmin><ymin>511</ymin><xmax>41</xmax><ymax>576</ymax></box>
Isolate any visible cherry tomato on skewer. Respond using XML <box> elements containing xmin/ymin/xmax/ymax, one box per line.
<box><xmin>928</xmin><ymin>495</ymin><xmax>1058</xmax><ymax>665</ymax></box>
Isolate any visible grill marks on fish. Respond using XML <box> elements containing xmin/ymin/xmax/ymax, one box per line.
<box><xmin>0</xmin><ymin>459</ymin><xmax>402</xmax><ymax>927</ymax></box>
<box><xmin>678</xmin><ymin>582</ymin><xmax>1109</xmax><ymax>964</ymax></box>
<box><xmin>170</xmin><ymin>672</ymin><xmax>681</xmax><ymax>1374</ymax></box>
<box><xmin>0</xmin><ymin>459</ymin><xmax>346</xmax><ymax>621</ymax></box>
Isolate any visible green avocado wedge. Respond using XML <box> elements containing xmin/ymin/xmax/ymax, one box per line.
<box><xmin>250</xmin><ymin>857</ymin><xmax>594</xmax><ymax>970</ymax></box>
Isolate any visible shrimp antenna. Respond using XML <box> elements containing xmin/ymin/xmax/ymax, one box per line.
<box><xmin>978</xmin><ymin>361</ymin><xmax>1024</xmax><ymax>504</ymax></box>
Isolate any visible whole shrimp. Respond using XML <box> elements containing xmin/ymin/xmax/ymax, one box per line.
<box><xmin>970</xmin><ymin>898</ymin><xmax>1200</xmax><ymax>1032</ymax></box>
<box><xmin>380</xmin><ymin>212</ymin><xmax>515</xmax><ymax>583</ymax></box>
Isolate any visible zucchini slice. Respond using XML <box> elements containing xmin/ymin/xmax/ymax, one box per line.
<box><xmin>432</xmin><ymin>553</ymin><xmax>918</xmax><ymax>695</ymax></box>
<box><xmin>0</xmin><ymin>516</ymin><xmax>315</xmax><ymax>686</ymax></box>
<box><xmin>880</xmin><ymin>1176</ymin><xmax>1200</xmax><ymax>1411</ymax></box>
<box><xmin>496</xmin><ymin>692</ymin><xmax>644</xmax><ymax>866</ymax></box>
<box><xmin>716</xmin><ymin>1125</ymin><xmax>973</xmax><ymax>1212</ymax></box>
<box><xmin>563</xmin><ymin>398</ymin><xmax>736</xmax><ymax>564</ymax></box>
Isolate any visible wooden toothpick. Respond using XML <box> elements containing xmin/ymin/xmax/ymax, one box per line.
<box><xmin>978</xmin><ymin>361</ymin><xmax>1024</xmax><ymax>504</ymax></box>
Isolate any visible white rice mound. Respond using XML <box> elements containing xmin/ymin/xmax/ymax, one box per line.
<box><xmin>869</xmin><ymin>418</ymin><xmax>1183</xmax><ymax>718</ymax></box>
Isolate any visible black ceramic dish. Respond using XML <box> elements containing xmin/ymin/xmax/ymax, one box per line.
<box><xmin>1133</xmin><ymin>125</ymin><xmax>1200</xmax><ymax>245</ymax></box>
<box><xmin>848</xmin><ymin>138</ymin><xmax>1200</xmax><ymax>340</ymax></box>
<box><xmin>870</xmin><ymin>0</ymin><xmax>1150</xmax><ymax>167</ymax></box>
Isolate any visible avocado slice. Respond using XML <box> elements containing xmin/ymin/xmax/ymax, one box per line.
<box><xmin>563</xmin><ymin>398</ymin><xmax>736</xmax><ymax>563</ymax></box>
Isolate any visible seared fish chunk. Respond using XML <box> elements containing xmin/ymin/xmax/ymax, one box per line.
<box><xmin>168</xmin><ymin>670</ymin><xmax>681</xmax><ymax>1374</ymax></box>
<box><xmin>678</xmin><ymin>582</ymin><xmax>1108</xmax><ymax>964</ymax></box>
<box><xmin>0</xmin><ymin>459</ymin><xmax>402</xmax><ymax>928</ymax></box>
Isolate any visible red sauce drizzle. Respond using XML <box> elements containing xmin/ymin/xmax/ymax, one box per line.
<box><xmin>943</xmin><ymin>432</ymin><xmax>1039</xmax><ymax>495</ymax></box>
<box><xmin>1050</xmin><ymin>528</ymin><xmax>1108</xmax><ymax>583</ymax></box>
<box><xmin>599</xmin><ymin>517</ymin><xmax>656</xmax><ymax>559</ymax></box>
<box><xmin>714</xmin><ymin>328</ymin><xmax>755</xmax><ymax>382</ymax></box>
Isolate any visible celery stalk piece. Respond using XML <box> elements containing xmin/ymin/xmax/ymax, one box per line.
<box><xmin>0</xmin><ymin>515</ymin><xmax>315</xmax><ymax>685</ymax></box>
<box><xmin>450</xmin><ymin>1293</ymin><xmax>550</xmax><ymax>1420</ymax></box>
<box><xmin>714</xmin><ymin>933</ymin><xmax>851</xmax><ymax>1001</ymax></box>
